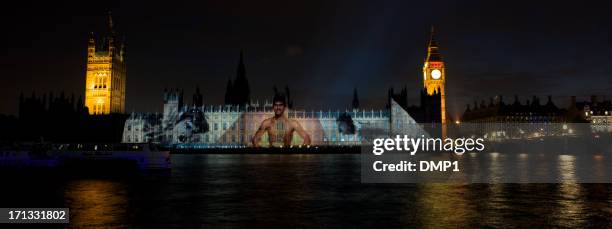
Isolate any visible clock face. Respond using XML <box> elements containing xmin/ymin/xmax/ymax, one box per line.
<box><xmin>431</xmin><ymin>69</ymin><xmax>441</xmax><ymax>80</ymax></box>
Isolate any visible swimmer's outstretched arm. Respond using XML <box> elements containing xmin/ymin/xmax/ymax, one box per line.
<box><xmin>252</xmin><ymin>119</ymin><xmax>269</xmax><ymax>147</ymax></box>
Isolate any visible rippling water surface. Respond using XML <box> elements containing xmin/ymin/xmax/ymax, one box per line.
<box><xmin>2</xmin><ymin>154</ymin><xmax>612</xmax><ymax>228</ymax></box>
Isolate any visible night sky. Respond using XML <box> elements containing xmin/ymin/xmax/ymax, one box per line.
<box><xmin>1</xmin><ymin>1</ymin><xmax>611</xmax><ymax>119</ymax></box>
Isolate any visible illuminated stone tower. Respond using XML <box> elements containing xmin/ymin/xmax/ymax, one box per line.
<box><xmin>85</xmin><ymin>12</ymin><xmax>126</xmax><ymax>115</ymax></box>
<box><xmin>422</xmin><ymin>26</ymin><xmax>446</xmax><ymax>125</ymax></box>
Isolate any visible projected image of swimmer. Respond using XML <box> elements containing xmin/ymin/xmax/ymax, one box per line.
<box><xmin>252</xmin><ymin>93</ymin><xmax>311</xmax><ymax>148</ymax></box>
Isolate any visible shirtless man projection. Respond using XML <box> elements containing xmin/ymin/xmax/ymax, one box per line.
<box><xmin>252</xmin><ymin>94</ymin><xmax>311</xmax><ymax>148</ymax></box>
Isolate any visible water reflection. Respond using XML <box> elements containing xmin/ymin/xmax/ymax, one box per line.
<box><xmin>417</xmin><ymin>184</ymin><xmax>475</xmax><ymax>228</ymax></box>
<box><xmin>452</xmin><ymin>150</ymin><xmax>612</xmax><ymax>183</ymax></box>
<box><xmin>593</xmin><ymin>155</ymin><xmax>606</xmax><ymax>182</ymax></box>
<box><xmin>64</xmin><ymin>180</ymin><xmax>129</xmax><ymax>228</ymax></box>
<box><xmin>488</xmin><ymin>152</ymin><xmax>503</xmax><ymax>183</ymax></box>
<box><xmin>2</xmin><ymin>154</ymin><xmax>609</xmax><ymax>227</ymax></box>
<box><xmin>517</xmin><ymin>153</ymin><xmax>529</xmax><ymax>182</ymax></box>
<box><xmin>534</xmin><ymin>153</ymin><xmax>551</xmax><ymax>183</ymax></box>
<box><xmin>558</xmin><ymin>155</ymin><xmax>577</xmax><ymax>182</ymax></box>
<box><xmin>556</xmin><ymin>155</ymin><xmax>585</xmax><ymax>227</ymax></box>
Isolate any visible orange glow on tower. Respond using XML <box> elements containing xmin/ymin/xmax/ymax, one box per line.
<box><xmin>422</xmin><ymin>26</ymin><xmax>446</xmax><ymax>126</ymax></box>
<box><xmin>85</xmin><ymin>12</ymin><xmax>126</xmax><ymax>115</ymax></box>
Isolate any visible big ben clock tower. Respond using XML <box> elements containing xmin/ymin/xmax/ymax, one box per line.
<box><xmin>423</xmin><ymin>26</ymin><xmax>446</xmax><ymax>125</ymax></box>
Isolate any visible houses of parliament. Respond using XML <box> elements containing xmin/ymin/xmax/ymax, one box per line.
<box><xmin>122</xmin><ymin>29</ymin><xmax>448</xmax><ymax>146</ymax></box>
<box><xmin>12</xmin><ymin>13</ymin><xmax>611</xmax><ymax>146</ymax></box>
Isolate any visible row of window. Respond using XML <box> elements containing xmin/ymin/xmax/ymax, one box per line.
<box><xmin>92</xmin><ymin>104</ymin><xmax>105</xmax><ymax>114</ymax></box>
<box><xmin>592</xmin><ymin>119</ymin><xmax>610</xmax><ymax>124</ymax></box>
<box><xmin>94</xmin><ymin>75</ymin><xmax>107</xmax><ymax>89</ymax></box>
<box><xmin>126</xmin><ymin>135</ymin><xmax>140</xmax><ymax>142</ymax></box>
<box><xmin>94</xmin><ymin>77</ymin><xmax>123</xmax><ymax>90</ymax></box>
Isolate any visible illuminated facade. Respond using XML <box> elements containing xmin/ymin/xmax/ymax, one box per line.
<box><xmin>462</xmin><ymin>95</ymin><xmax>565</xmax><ymax>123</ymax></box>
<box><xmin>422</xmin><ymin>26</ymin><xmax>446</xmax><ymax>125</ymax></box>
<box><xmin>122</xmin><ymin>89</ymin><xmax>423</xmax><ymax>147</ymax></box>
<box><xmin>461</xmin><ymin>95</ymin><xmax>567</xmax><ymax>139</ymax></box>
<box><xmin>121</xmin><ymin>29</ymin><xmax>451</xmax><ymax>147</ymax></box>
<box><xmin>85</xmin><ymin>13</ymin><xmax>126</xmax><ymax>115</ymax></box>
<box><xmin>572</xmin><ymin>96</ymin><xmax>612</xmax><ymax>133</ymax></box>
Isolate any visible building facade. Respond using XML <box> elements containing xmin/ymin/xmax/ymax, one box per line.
<box><xmin>121</xmin><ymin>29</ymin><xmax>450</xmax><ymax>147</ymax></box>
<box><xmin>460</xmin><ymin>95</ymin><xmax>566</xmax><ymax>139</ymax></box>
<box><xmin>123</xmin><ymin>90</ymin><xmax>421</xmax><ymax>147</ymax></box>
<box><xmin>460</xmin><ymin>95</ymin><xmax>612</xmax><ymax>140</ymax></box>
<box><xmin>85</xmin><ymin>13</ymin><xmax>126</xmax><ymax>115</ymax></box>
<box><xmin>570</xmin><ymin>96</ymin><xmax>612</xmax><ymax>133</ymax></box>
<box><xmin>462</xmin><ymin>95</ymin><xmax>565</xmax><ymax>123</ymax></box>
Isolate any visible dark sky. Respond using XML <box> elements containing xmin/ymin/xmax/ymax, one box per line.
<box><xmin>1</xmin><ymin>1</ymin><xmax>611</xmax><ymax>119</ymax></box>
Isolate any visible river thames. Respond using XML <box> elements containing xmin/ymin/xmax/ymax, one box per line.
<box><xmin>2</xmin><ymin>154</ymin><xmax>612</xmax><ymax>228</ymax></box>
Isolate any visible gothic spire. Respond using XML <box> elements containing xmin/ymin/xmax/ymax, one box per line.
<box><xmin>224</xmin><ymin>78</ymin><xmax>234</xmax><ymax>105</ymax></box>
<box><xmin>108</xmin><ymin>11</ymin><xmax>115</xmax><ymax>35</ymax></box>
<box><xmin>426</xmin><ymin>26</ymin><xmax>442</xmax><ymax>62</ymax></box>
<box><xmin>233</xmin><ymin>49</ymin><xmax>250</xmax><ymax>105</ymax></box>
<box><xmin>237</xmin><ymin>49</ymin><xmax>246</xmax><ymax>80</ymax></box>
<box><xmin>193</xmin><ymin>85</ymin><xmax>203</xmax><ymax>107</ymax></box>
<box><xmin>352</xmin><ymin>88</ymin><xmax>360</xmax><ymax>109</ymax></box>
<box><xmin>89</xmin><ymin>32</ymin><xmax>95</xmax><ymax>44</ymax></box>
